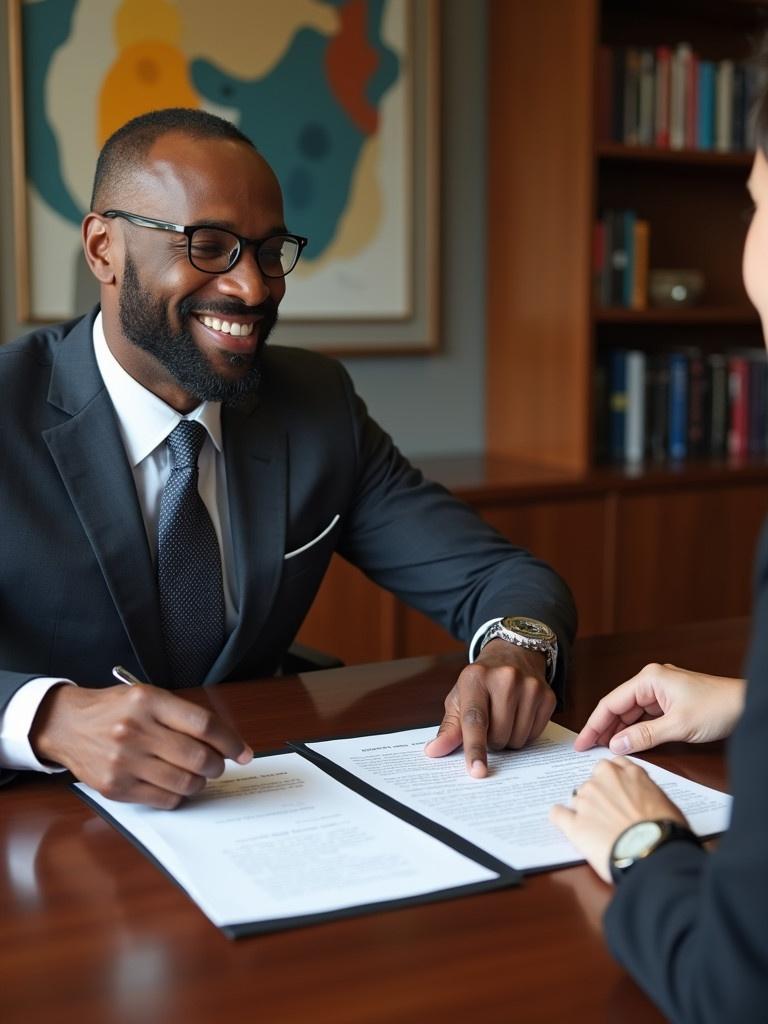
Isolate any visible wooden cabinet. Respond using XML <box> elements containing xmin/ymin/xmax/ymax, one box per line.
<box><xmin>297</xmin><ymin>458</ymin><xmax>768</xmax><ymax>665</ymax></box>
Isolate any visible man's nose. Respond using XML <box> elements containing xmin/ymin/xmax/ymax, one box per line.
<box><xmin>215</xmin><ymin>246</ymin><xmax>272</xmax><ymax>305</ymax></box>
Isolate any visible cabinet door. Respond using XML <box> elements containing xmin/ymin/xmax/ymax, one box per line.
<box><xmin>398</xmin><ymin>496</ymin><xmax>610</xmax><ymax>658</ymax></box>
<box><xmin>613</xmin><ymin>485</ymin><xmax>768</xmax><ymax>632</ymax></box>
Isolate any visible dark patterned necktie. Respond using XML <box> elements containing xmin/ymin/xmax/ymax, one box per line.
<box><xmin>157</xmin><ymin>420</ymin><xmax>225</xmax><ymax>687</ymax></box>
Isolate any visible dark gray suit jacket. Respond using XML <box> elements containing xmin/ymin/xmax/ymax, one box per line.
<box><xmin>0</xmin><ymin>307</ymin><xmax>575</xmax><ymax>723</ymax></box>
<box><xmin>604</xmin><ymin>518</ymin><xmax>768</xmax><ymax>1022</ymax></box>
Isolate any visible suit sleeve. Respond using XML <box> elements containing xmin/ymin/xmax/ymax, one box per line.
<box><xmin>603</xmin><ymin>519</ymin><xmax>768</xmax><ymax>1023</ymax></box>
<box><xmin>333</xmin><ymin>366</ymin><xmax>577</xmax><ymax>694</ymax></box>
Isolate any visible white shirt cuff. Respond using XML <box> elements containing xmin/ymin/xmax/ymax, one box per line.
<box><xmin>0</xmin><ymin>678</ymin><xmax>75</xmax><ymax>772</ymax></box>
<box><xmin>469</xmin><ymin>618</ymin><xmax>503</xmax><ymax>662</ymax></box>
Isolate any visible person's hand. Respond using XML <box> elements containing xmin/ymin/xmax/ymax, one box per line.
<box><xmin>29</xmin><ymin>683</ymin><xmax>253</xmax><ymax>808</ymax></box>
<box><xmin>574</xmin><ymin>663</ymin><xmax>746</xmax><ymax>755</ymax></box>
<box><xmin>549</xmin><ymin>757</ymin><xmax>688</xmax><ymax>883</ymax></box>
<box><xmin>424</xmin><ymin>639</ymin><xmax>556</xmax><ymax>777</ymax></box>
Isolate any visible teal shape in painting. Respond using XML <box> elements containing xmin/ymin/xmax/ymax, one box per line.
<box><xmin>22</xmin><ymin>0</ymin><xmax>83</xmax><ymax>225</ymax></box>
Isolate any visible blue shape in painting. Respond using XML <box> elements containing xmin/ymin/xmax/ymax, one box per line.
<box><xmin>192</xmin><ymin>6</ymin><xmax>399</xmax><ymax>260</ymax></box>
<box><xmin>22</xmin><ymin>0</ymin><xmax>83</xmax><ymax>225</ymax></box>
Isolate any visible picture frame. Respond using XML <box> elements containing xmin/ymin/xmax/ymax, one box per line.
<box><xmin>9</xmin><ymin>0</ymin><xmax>440</xmax><ymax>354</ymax></box>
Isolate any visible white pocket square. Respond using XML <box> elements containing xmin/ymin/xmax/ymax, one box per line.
<box><xmin>283</xmin><ymin>514</ymin><xmax>340</xmax><ymax>561</ymax></box>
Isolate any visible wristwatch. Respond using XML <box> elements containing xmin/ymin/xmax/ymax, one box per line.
<box><xmin>479</xmin><ymin>616</ymin><xmax>558</xmax><ymax>683</ymax></box>
<box><xmin>609</xmin><ymin>819</ymin><xmax>702</xmax><ymax>884</ymax></box>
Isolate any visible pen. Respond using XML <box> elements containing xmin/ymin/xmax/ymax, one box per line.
<box><xmin>112</xmin><ymin>665</ymin><xmax>145</xmax><ymax>687</ymax></box>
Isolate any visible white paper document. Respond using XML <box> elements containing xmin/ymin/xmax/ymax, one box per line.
<box><xmin>75</xmin><ymin>751</ymin><xmax>499</xmax><ymax>932</ymax></box>
<box><xmin>305</xmin><ymin>722</ymin><xmax>733</xmax><ymax>871</ymax></box>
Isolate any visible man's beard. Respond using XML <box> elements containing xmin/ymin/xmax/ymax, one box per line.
<box><xmin>118</xmin><ymin>253</ymin><xmax>278</xmax><ymax>405</ymax></box>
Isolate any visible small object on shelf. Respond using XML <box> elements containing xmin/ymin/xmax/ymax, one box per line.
<box><xmin>648</xmin><ymin>268</ymin><xmax>705</xmax><ymax>308</ymax></box>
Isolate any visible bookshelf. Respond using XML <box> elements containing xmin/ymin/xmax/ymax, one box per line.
<box><xmin>486</xmin><ymin>0</ymin><xmax>768</xmax><ymax>472</ymax></box>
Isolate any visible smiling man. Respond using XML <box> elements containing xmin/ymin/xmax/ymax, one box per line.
<box><xmin>0</xmin><ymin>108</ymin><xmax>575</xmax><ymax>807</ymax></box>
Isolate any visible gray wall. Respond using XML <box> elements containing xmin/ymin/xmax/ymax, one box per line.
<box><xmin>0</xmin><ymin>0</ymin><xmax>487</xmax><ymax>458</ymax></box>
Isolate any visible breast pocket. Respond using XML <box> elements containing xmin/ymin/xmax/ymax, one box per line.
<box><xmin>281</xmin><ymin>514</ymin><xmax>341</xmax><ymax>581</ymax></box>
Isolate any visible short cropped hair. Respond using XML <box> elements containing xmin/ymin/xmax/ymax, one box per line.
<box><xmin>90</xmin><ymin>107</ymin><xmax>255</xmax><ymax>211</ymax></box>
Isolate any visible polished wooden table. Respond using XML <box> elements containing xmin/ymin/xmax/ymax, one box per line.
<box><xmin>0</xmin><ymin>619</ymin><xmax>751</xmax><ymax>1024</ymax></box>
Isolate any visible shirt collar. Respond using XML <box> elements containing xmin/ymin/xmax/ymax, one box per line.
<box><xmin>92</xmin><ymin>311</ymin><xmax>223</xmax><ymax>467</ymax></box>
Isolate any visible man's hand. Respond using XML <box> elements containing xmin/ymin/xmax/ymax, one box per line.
<box><xmin>424</xmin><ymin>639</ymin><xmax>556</xmax><ymax>777</ymax></box>
<box><xmin>549</xmin><ymin>757</ymin><xmax>688</xmax><ymax>883</ymax></box>
<box><xmin>573</xmin><ymin>663</ymin><xmax>746</xmax><ymax>755</ymax></box>
<box><xmin>30</xmin><ymin>683</ymin><xmax>253</xmax><ymax>808</ymax></box>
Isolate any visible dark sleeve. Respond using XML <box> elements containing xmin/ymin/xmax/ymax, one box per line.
<box><xmin>603</xmin><ymin>520</ymin><xmax>768</xmax><ymax>1023</ymax></box>
<box><xmin>334</xmin><ymin>367</ymin><xmax>577</xmax><ymax>694</ymax></box>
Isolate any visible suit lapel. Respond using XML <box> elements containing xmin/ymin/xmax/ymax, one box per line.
<box><xmin>43</xmin><ymin>312</ymin><xmax>171</xmax><ymax>685</ymax></box>
<box><xmin>205</xmin><ymin>402</ymin><xmax>287</xmax><ymax>683</ymax></box>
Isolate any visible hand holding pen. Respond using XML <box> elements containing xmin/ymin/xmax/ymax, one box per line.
<box><xmin>29</xmin><ymin>665</ymin><xmax>253</xmax><ymax>808</ymax></box>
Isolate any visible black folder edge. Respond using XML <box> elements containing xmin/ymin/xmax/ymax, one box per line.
<box><xmin>289</xmin><ymin>723</ymin><xmax>526</xmax><ymax>879</ymax></box>
<box><xmin>71</xmin><ymin>743</ymin><xmax>520</xmax><ymax>941</ymax></box>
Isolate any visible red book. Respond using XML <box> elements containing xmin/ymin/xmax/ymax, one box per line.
<box><xmin>685</xmin><ymin>51</ymin><xmax>699</xmax><ymax>149</ymax></box>
<box><xmin>728</xmin><ymin>356</ymin><xmax>750</xmax><ymax>459</ymax></box>
<box><xmin>655</xmin><ymin>45</ymin><xmax>671</xmax><ymax>147</ymax></box>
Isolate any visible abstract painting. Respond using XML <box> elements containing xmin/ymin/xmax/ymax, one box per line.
<box><xmin>10</xmin><ymin>0</ymin><xmax>439</xmax><ymax>351</ymax></box>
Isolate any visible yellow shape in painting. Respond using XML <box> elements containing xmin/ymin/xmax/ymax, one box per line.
<box><xmin>178</xmin><ymin>0</ymin><xmax>338</xmax><ymax>79</ymax></box>
<box><xmin>98</xmin><ymin>41</ymin><xmax>199</xmax><ymax>144</ymax></box>
<box><xmin>116</xmin><ymin>0</ymin><xmax>182</xmax><ymax>47</ymax></box>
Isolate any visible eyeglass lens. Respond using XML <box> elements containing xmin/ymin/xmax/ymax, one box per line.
<box><xmin>189</xmin><ymin>228</ymin><xmax>300</xmax><ymax>277</ymax></box>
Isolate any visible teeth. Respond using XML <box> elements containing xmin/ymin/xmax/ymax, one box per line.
<box><xmin>199</xmin><ymin>315</ymin><xmax>254</xmax><ymax>337</ymax></box>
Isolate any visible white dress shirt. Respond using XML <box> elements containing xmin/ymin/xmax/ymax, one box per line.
<box><xmin>0</xmin><ymin>313</ymin><xmax>237</xmax><ymax>771</ymax></box>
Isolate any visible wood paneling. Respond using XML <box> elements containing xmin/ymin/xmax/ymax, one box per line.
<box><xmin>613</xmin><ymin>484</ymin><xmax>768</xmax><ymax>631</ymax></box>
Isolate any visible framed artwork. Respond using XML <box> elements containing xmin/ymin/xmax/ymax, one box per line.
<box><xmin>9</xmin><ymin>0</ymin><xmax>440</xmax><ymax>354</ymax></box>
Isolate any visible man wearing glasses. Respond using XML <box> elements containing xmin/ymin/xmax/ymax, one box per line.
<box><xmin>0</xmin><ymin>108</ymin><xmax>575</xmax><ymax>807</ymax></box>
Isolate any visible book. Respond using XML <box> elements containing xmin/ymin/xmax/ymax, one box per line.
<box><xmin>687</xmin><ymin>351</ymin><xmax>708</xmax><ymax>459</ymax></box>
<box><xmin>668</xmin><ymin>351</ymin><xmax>689</xmax><ymax>460</ymax></box>
<box><xmin>670</xmin><ymin>43</ymin><xmax>692</xmax><ymax>150</ymax></box>
<box><xmin>708</xmin><ymin>353</ymin><xmax>729</xmax><ymax>459</ymax></box>
<box><xmin>625</xmin><ymin>350</ymin><xmax>647</xmax><ymax>463</ymax></box>
<box><xmin>716</xmin><ymin>60</ymin><xmax>735</xmax><ymax>152</ymax></box>
<box><xmin>638</xmin><ymin>49</ymin><xmax>656</xmax><ymax>146</ymax></box>
<box><xmin>655</xmin><ymin>45</ymin><xmax>672</xmax><ymax>147</ymax></box>
<box><xmin>623</xmin><ymin>48</ymin><xmax>641</xmax><ymax>144</ymax></box>
<box><xmin>646</xmin><ymin>353</ymin><xmax>670</xmax><ymax>462</ymax></box>
<box><xmin>631</xmin><ymin>219</ymin><xmax>650</xmax><ymax>310</ymax></box>
<box><xmin>621</xmin><ymin>209</ymin><xmax>637</xmax><ymax>307</ymax></box>
<box><xmin>728</xmin><ymin>355</ymin><xmax>750</xmax><ymax>458</ymax></box>
<box><xmin>595</xmin><ymin>45</ymin><xmax>614</xmax><ymax>143</ymax></box>
<box><xmin>697</xmin><ymin>60</ymin><xmax>715</xmax><ymax>150</ymax></box>
<box><xmin>609</xmin><ymin>349</ymin><xmax>628</xmax><ymax>461</ymax></box>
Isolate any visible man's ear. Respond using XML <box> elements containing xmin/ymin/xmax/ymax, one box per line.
<box><xmin>82</xmin><ymin>213</ymin><xmax>118</xmax><ymax>284</ymax></box>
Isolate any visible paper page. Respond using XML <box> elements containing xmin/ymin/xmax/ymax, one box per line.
<box><xmin>306</xmin><ymin>723</ymin><xmax>732</xmax><ymax>871</ymax></box>
<box><xmin>75</xmin><ymin>752</ymin><xmax>498</xmax><ymax>928</ymax></box>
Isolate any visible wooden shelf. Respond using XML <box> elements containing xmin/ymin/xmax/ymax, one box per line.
<box><xmin>596</xmin><ymin>305</ymin><xmax>759</xmax><ymax>325</ymax></box>
<box><xmin>596</xmin><ymin>142</ymin><xmax>753</xmax><ymax>167</ymax></box>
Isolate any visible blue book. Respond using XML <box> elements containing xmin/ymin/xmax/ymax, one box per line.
<box><xmin>697</xmin><ymin>61</ymin><xmax>715</xmax><ymax>150</ymax></box>
<box><xmin>668</xmin><ymin>352</ymin><xmax>689</xmax><ymax>460</ymax></box>
<box><xmin>609</xmin><ymin>349</ymin><xmax>628</xmax><ymax>461</ymax></box>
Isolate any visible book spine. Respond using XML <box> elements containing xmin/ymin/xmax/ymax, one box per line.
<box><xmin>622</xmin><ymin>210</ymin><xmax>636</xmax><ymax>308</ymax></box>
<box><xmin>732</xmin><ymin>64</ymin><xmax>747</xmax><ymax>152</ymax></box>
<box><xmin>624</xmin><ymin>48</ymin><xmax>641</xmax><ymax>145</ymax></box>
<box><xmin>638</xmin><ymin>49</ymin><xmax>656</xmax><ymax>146</ymax></box>
<box><xmin>728</xmin><ymin>355</ymin><xmax>750</xmax><ymax>458</ymax></box>
<box><xmin>647</xmin><ymin>353</ymin><xmax>669</xmax><ymax>461</ymax></box>
<box><xmin>670</xmin><ymin>43</ymin><xmax>691</xmax><ymax>150</ymax></box>
<box><xmin>668</xmin><ymin>352</ymin><xmax>689</xmax><ymax>460</ymax></box>
<box><xmin>716</xmin><ymin>60</ymin><xmax>734</xmax><ymax>153</ymax></box>
<box><xmin>687</xmin><ymin>351</ymin><xmax>706</xmax><ymax>458</ymax></box>
<box><xmin>612</xmin><ymin>48</ymin><xmax>626</xmax><ymax>142</ymax></box>
<box><xmin>625</xmin><ymin>350</ymin><xmax>647</xmax><ymax>463</ymax></box>
<box><xmin>609</xmin><ymin>350</ymin><xmax>628</xmax><ymax>461</ymax></box>
<box><xmin>631</xmin><ymin>219</ymin><xmax>650</xmax><ymax>310</ymax></box>
<box><xmin>685</xmin><ymin>49</ymin><xmax>699</xmax><ymax>149</ymax></box>
<box><xmin>655</xmin><ymin>45</ymin><xmax>671</xmax><ymax>147</ymax></box>
<box><xmin>610</xmin><ymin>210</ymin><xmax>628</xmax><ymax>306</ymax></box>
<box><xmin>708</xmin><ymin>354</ymin><xmax>728</xmax><ymax>458</ymax></box>
<box><xmin>697</xmin><ymin>61</ymin><xmax>715</xmax><ymax>150</ymax></box>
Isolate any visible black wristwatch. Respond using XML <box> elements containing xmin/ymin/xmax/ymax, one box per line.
<box><xmin>609</xmin><ymin>818</ymin><xmax>702</xmax><ymax>884</ymax></box>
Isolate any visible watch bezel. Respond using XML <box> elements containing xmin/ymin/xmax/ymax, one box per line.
<box><xmin>610</xmin><ymin>819</ymin><xmax>700</xmax><ymax>883</ymax></box>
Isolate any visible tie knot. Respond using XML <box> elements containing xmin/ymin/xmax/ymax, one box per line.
<box><xmin>166</xmin><ymin>420</ymin><xmax>207</xmax><ymax>469</ymax></box>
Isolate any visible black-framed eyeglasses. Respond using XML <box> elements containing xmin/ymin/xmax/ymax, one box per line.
<box><xmin>101</xmin><ymin>209</ymin><xmax>308</xmax><ymax>278</ymax></box>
